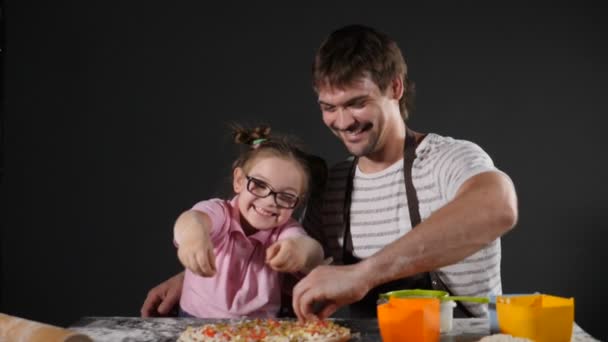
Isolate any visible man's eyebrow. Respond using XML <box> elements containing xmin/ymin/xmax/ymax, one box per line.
<box><xmin>318</xmin><ymin>95</ymin><xmax>369</xmax><ymax>107</ymax></box>
<box><xmin>318</xmin><ymin>100</ymin><xmax>335</xmax><ymax>107</ymax></box>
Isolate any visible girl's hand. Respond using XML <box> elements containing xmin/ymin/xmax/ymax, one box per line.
<box><xmin>177</xmin><ymin>235</ymin><xmax>217</xmax><ymax>277</ymax></box>
<box><xmin>265</xmin><ymin>239</ymin><xmax>305</xmax><ymax>273</ymax></box>
<box><xmin>174</xmin><ymin>210</ymin><xmax>217</xmax><ymax>277</ymax></box>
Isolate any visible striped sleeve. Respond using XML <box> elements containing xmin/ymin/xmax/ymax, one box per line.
<box><xmin>435</xmin><ymin>140</ymin><xmax>498</xmax><ymax>201</ymax></box>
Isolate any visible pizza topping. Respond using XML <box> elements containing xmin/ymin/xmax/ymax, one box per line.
<box><xmin>178</xmin><ymin>319</ymin><xmax>351</xmax><ymax>342</ymax></box>
<box><xmin>203</xmin><ymin>327</ymin><xmax>216</xmax><ymax>337</ymax></box>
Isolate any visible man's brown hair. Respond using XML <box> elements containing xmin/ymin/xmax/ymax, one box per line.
<box><xmin>312</xmin><ymin>24</ymin><xmax>415</xmax><ymax>120</ymax></box>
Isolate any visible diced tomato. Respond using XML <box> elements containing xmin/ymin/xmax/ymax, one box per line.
<box><xmin>202</xmin><ymin>327</ymin><xmax>216</xmax><ymax>337</ymax></box>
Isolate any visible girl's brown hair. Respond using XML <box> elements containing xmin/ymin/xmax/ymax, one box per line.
<box><xmin>230</xmin><ymin>124</ymin><xmax>327</xmax><ymax>203</ymax></box>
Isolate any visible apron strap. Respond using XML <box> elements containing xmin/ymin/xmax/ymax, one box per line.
<box><xmin>342</xmin><ymin>127</ymin><xmax>421</xmax><ymax>258</ymax></box>
<box><xmin>403</xmin><ymin>127</ymin><xmax>421</xmax><ymax>226</ymax></box>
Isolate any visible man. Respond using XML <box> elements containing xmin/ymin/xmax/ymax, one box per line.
<box><xmin>141</xmin><ymin>24</ymin><xmax>518</xmax><ymax>321</ymax></box>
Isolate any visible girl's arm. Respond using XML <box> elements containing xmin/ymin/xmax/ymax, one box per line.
<box><xmin>174</xmin><ymin>210</ymin><xmax>211</xmax><ymax>245</ymax></box>
<box><xmin>174</xmin><ymin>210</ymin><xmax>217</xmax><ymax>277</ymax></box>
<box><xmin>266</xmin><ymin>235</ymin><xmax>324</xmax><ymax>274</ymax></box>
<box><xmin>293</xmin><ymin>236</ymin><xmax>324</xmax><ymax>273</ymax></box>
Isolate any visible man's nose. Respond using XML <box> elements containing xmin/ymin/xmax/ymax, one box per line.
<box><xmin>333</xmin><ymin>108</ymin><xmax>356</xmax><ymax>131</ymax></box>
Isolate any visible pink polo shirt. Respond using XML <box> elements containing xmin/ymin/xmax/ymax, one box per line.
<box><xmin>179</xmin><ymin>197</ymin><xmax>307</xmax><ymax>318</ymax></box>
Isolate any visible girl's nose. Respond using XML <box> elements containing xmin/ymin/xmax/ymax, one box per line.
<box><xmin>258</xmin><ymin>194</ymin><xmax>278</xmax><ymax>208</ymax></box>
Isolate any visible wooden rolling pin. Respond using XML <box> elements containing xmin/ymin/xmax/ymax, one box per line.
<box><xmin>0</xmin><ymin>313</ymin><xmax>92</xmax><ymax>342</ymax></box>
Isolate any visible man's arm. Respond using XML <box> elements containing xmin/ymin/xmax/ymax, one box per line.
<box><xmin>358</xmin><ymin>170</ymin><xmax>517</xmax><ymax>289</ymax></box>
<box><xmin>292</xmin><ymin>171</ymin><xmax>518</xmax><ymax>320</ymax></box>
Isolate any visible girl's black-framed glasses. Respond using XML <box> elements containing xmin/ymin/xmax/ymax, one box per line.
<box><xmin>245</xmin><ymin>176</ymin><xmax>299</xmax><ymax>209</ymax></box>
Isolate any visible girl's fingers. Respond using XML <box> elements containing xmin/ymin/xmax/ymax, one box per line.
<box><xmin>190</xmin><ymin>254</ymin><xmax>203</xmax><ymax>276</ymax></box>
<box><xmin>265</xmin><ymin>243</ymin><xmax>281</xmax><ymax>263</ymax></box>
<box><xmin>197</xmin><ymin>252</ymin><xmax>213</xmax><ymax>277</ymax></box>
<box><xmin>209</xmin><ymin>248</ymin><xmax>217</xmax><ymax>273</ymax></box>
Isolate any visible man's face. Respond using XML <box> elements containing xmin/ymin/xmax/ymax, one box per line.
<box><xmin>317</xmin><ymin>77</ymin><xmax>401</xmax><ymax>157</ymax></box>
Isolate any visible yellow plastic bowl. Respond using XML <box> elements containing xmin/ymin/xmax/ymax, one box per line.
<box><xmin>497</xmin><ymin>294</ymin><xmax>574</xmax><ymax>342</ymax></box>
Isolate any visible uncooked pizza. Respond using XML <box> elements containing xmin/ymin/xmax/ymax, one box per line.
<box><xmin>177</xmin><ymin>319</ymin><xmax>351</xmax><ymax>342</ymax></box>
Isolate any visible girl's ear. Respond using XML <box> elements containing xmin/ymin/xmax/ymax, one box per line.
<box><xmin>233</xmin><ymin>167</ymin><xmax>245</xmax><ymax>194</ymax></box>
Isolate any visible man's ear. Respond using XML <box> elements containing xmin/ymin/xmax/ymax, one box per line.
<box><xmin>233</xmin><ymin>167</ymin><xmax>245</xmax><ymax>193</ymax></box>
<box><xmin>390</xmin><ymin>76</ymin><xmax>404</xmax><ymax>101</ymax></box>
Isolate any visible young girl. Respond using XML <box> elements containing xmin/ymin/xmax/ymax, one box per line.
<box><xmin>173</xmin><ymin>125</ymin><xmax>325</xmax><ymax>318</ymax></box>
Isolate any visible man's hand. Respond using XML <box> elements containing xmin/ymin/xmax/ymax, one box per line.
<box><xmin>177</xmin><ymin>236</ymin><xmax>217</xmax><ymax>277</ymax></box>
<box><xmin>292</xmin><ymin>264</ymin><xmax>372</xmax><ymax>321</ymax></box>
<box><xmin>140</xmin><ymin>272</ymin><xmax>184</xmax><ymax>317</ymax></box>
<box><xmin>266</xmin><ymin>239</ymin><xmax>306</xmax><ymax>273</ymax></box>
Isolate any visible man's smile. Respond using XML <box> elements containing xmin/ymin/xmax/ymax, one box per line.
<box><xmin>340</xmin><ymin>122</ymin><xmax>373</xmax><ymax>143</ymax></box>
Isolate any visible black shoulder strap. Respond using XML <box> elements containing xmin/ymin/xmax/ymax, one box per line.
<box><xmin>342</xmin><ymin>128</ymin><xmax>420</xmax><ymax>257</ymax></box>
<box><xmin>342</xmin><ymin>157</ymin><xmax>358</xmax><ymax>255</ymax></box>
<box><xmin>403</xmin><ymin>127</ymin><xmax>421</xmax><ymax>227</ymax></box>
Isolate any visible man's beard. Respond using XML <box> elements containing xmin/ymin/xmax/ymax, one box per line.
<box><xmin>344</xmin><ymin>130</ymin><xmax>378</xmax><ymax>157</ymax></box>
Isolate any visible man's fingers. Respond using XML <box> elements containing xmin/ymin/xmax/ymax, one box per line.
<box><xmin>299</xmin><ymin>289</ymin><xmax>319</xmax><ymax>321</ymax></box>
<box><xmin>293</xmin><ymin>279</ymin><xmax>322</xmax><ymax>322</ymax></box>
<box><xmin>157</xmin><ymin>289</ymin><xmax>177</xmax><ymax>316</ymax></box>
<box><xmin>292</xmin><ymin>280</ymin><xmax>305</xmax><ymax>321</ymax></box>
<box><xmin>317</xmin><ymin>302</ymin><xmax>339</xmax><ymax>320</ymax></box>
<box><xmin>140</xmin><ymin>292</ymin><xmax>162</xmax><ymax>317</ymax></box>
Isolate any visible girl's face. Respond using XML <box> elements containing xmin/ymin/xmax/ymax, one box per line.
<box><xmin>233</xmin><ymin>155</ymin><xmax>306</xmax><ymax>233</ymax></box>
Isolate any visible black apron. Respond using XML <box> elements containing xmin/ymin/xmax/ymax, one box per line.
<box><xmin>342</xmin><ymin>128</ymin><xmax>474</xmax><ymax>318</ymax></box>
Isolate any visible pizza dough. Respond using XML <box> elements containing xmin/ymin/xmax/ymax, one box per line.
<box><xmin>177</xmin><ymin>319</ymin><xmax>351</xmax><ymax>342</ymax></box>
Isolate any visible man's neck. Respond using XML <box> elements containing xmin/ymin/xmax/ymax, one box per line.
<box><xmin>357</xmin><ymin>130</ymin><xmax>425</xmax><ymax>173</ymax></box>
<box><xmin>358</xmin><ymin>125</ymin><xmax>411</xmax><ymax>174</ymax></box>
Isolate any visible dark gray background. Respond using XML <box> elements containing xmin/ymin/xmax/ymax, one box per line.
<box><xmin>1</xmin><ymin>2</ymin><xmax>607</xmax><ymax>340</ymax></box>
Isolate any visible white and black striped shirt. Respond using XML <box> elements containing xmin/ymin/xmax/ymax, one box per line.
<box><xmin>303</xmin><ymin>133</ymin><xmax>507</xmax><ymax>317</ymax></box>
